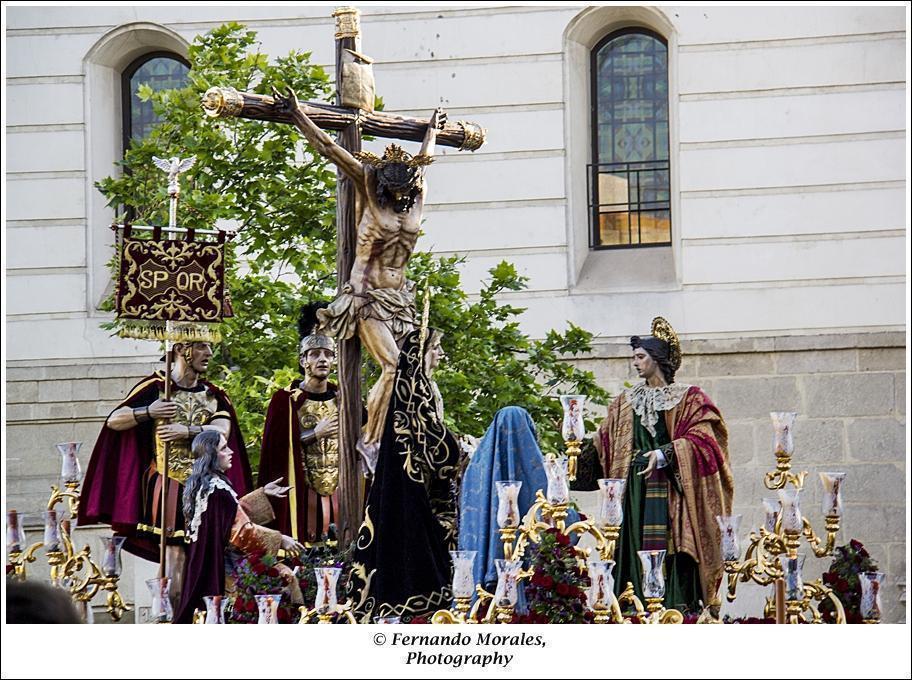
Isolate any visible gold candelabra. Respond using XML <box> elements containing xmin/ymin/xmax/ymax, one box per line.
<box><xmin>7</xmin><ymin>508</ymin><xmax>44</xmax><ymax>580</ymax></box>
<box><xmin>298</xmin><ymin>566</ymin><xmax>358</xmax><ymax>624</ymax></box>
<box><xmin>433</xmin><ymin>455</ymin><xmax>684</xmax><ymax>625</ymax></box>
<box><xmin>722</xmin><ymin>412</ymin><xmax>849</xmax><ymax>624</ymax></box>
<box><xmin>298</xmin><ymin>600</ymin><xmax>358</xmax><ymax>624</ymax></box>
<box><xmin>565</xmin><ymin>439</ymin><xmax>581</xmax><ymax>482</ymax></box>
<box><xmin>558</xmin><ymin>394</ymin><xmax>586</xmax><ymax>482</ymax></box>
<box><xmin>6</xmin><ymin>443</ymin><xmax>131</xmax><ymax>622</ymax></box>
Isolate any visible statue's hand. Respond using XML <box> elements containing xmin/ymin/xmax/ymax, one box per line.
<box><xmin>429</xmin><ymin>107</ymin><xmax>447</xmax><ymax>130</ymax></box>
<box><xmin>637</xmin><ymin>449</ymin><xmax>659</xmax><ymax>477</ymax></box>
<box><xmin>280</xmin><ymin>535</ymin><xmax>304</xmax><ymax>556</ymax></box>
<box><xmin>272</xmin><ymin>86</ymin><xmax>300</xmax><ymax>114</ymax></box>
<box><xmin>458</xmin><ymin>434</ymin><xmax>479</xmax><ymax>458</ymax></box>
<box><xmin>263</xmin><ymin>477</ymin><xmax>292</xmax><ymax>498</ymax></box>
<box><xmin>314</xmin><ymin>414</ymin><xmax>339</xmax><ymax>440</ymax></box>
<box><xmin>148</xmin><ymin>398</ymin><xmax>178</xmax><ymax>420</ymax></box>
<box><xmin>156</xmin><ymin>423</ymin><xmax>189</xmax><ymax>442</ymax></box>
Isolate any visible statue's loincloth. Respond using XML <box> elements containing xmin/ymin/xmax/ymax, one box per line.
<box><xmin>317</xmin><ymin>283</ymin><xmax>415</xmax><ymax>344</ymax></box>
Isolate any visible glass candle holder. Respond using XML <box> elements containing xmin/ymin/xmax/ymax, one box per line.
<box><xmin>495</xmin><ymin>481</ymin><xmax>522</xmax><ymax>529</ymax></box>
<box><xmin>374</xmin><ymin>616</ymin><xmax>401</xmax><ymax>624</ymax></box>
<box><xmin>56</xmin><ymin>442</ymin><xmax>83</xmax><ymax>484</ymax></box>
<box><xmin>859</xmin><ymin>571</ymin><xmax>885</xmax><ymax>621</ymax></box>
<box><xmin>255</xmin><ymin>594</ymin><xmax>280</xmax><ymax>624</ymax></box>
<box><xmin>145</xmin><ymin>577</ymin><xmax>173</xmax><ymax>623</ymax></box>
<box><xmin>544</xmin><ymin>456</ymin><xmax>570</xmax><ymax>505</ymax></box>
<box><xmin>42</xmin><ymin>510</ymin><xmax>63</xmax><ymax>553</ymax></box>
<box><xmin>596</xmin><ymin>478</ymin><xmax>626</xmax><ymax>527</ymax></box>
<box><xmin>493</xmin><ymin>559</ymin><xmax>521</xmax><ymax>608</ymax></box>
<box><xmin>770</xmin><ymin>412</ymin><xmax>797</xmax><ymax>458</ymax></box>
<box><xmin>638</xmin><ymin>549</ymin><xmax>667</xmax><ymax>599</ymax></box>
<box><xmin>779</xmin><ymin>553</ymin><xmax>805</xmax><ymax>602</ymax></box>
<box><xmin>314</xmin><ymin>566</ymin><xmax>342</xmax><ymax>614</ymax></box>
<box><xmin>778</xmin><ymin>487</ymin><xmax>803</xmax><ymax>533</ymax></box>
<box><xmin>559</xmin><ymin>394</ymin><xmax>586</xmax><ymax>442</ymax></box>
<box><xmin>819</xmin><ymin>471</ymin><xmax>846</xmax><ymax>518</ymax></box>
<box><xmin>716</xmin><ymin>514</ymin><xmax>742</xmax><ymax>562</ymax></box>
<box><xmin>761</xmin><ymin>497</ymin><xmax>780</xmax><ymax>533</ymax></box>
<box><xmin>99</xmin><ymin>535</ymin><xmax>126</xmax><ymax>578</ymax></box>
<box><xmin>203</xmin><ymin>595</ymin><xmax>229</xmax><ymax>624</ymax></box>
<box><xmin>586</xmin><ymin>559</ymin><xmax>616</xmax><ymax>610</ymax></box>
<box><xmin>450</xmin><ymin>550</ymin><xmax>477</xmax><ymax>599</ymax></box>
<box><xmin>7</xmin><ymin>510</ymin><xmax>27</xmax><ymax>554</ymax></box>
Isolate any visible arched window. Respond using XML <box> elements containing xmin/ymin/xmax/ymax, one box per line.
<box><xmin>121</xmin><ymin>52</ymin><xmax>190</xmax><ymax>152</ymax></box>
<box><xmin>590</xmin><ymin>29</ymin><xmax>670</xmax><ymax>249</ymax></box>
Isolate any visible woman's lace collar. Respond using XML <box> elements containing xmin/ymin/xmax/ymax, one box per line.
<box><xmin>186</xmin><ymin>476</ymin><xmax>237</xmax><ymax>543</ymax></box>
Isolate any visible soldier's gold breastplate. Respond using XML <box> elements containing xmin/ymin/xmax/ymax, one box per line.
<box><xmin>297</xmin><ymin>398</ymin><xmax>339</xmax><ymax>496</ymax></box>
<box><xmin>154</xmin><ymin>388</ymin><xmax>218</xmax><ymax>484</ymax></box>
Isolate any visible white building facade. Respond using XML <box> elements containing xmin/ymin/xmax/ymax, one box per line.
<box><xmin>5</xmin><ymin>5</ymin><xmax>906</xmax><ymax>621</ymax></box>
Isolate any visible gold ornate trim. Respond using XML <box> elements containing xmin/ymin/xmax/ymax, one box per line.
<box><xmin>373</xmin><ymin>587</ymin><xmax>453</xmax><ymax>622</ymax></box>
<box><xmin>201</xmin><ymin>86</ymin><xmax>244</xmax><ymax>119</ymax></box>
<box><xmin>137</xmin><ymin>522</ymin><xmax>187</xmax><ymax>539</ymax></box>
<box><xmin>651</xmin><ymin>316</ymin><xmax>682</xmax><ymax>372</ymax></box>
<box><xmin>123</xmin><ymin>376</ymin><xmax>161</xmax><ymax>403</ymax></box>
<box><xmin>332</xmin><ymin>6</ymin><xmax>360</xmax><ymax>39</ymax></box>
<box><xmin>456</xmin><ymin>121</ymin><xmax>486</xmax><ymax>151</ymax></box>
<box><xmin>287</xmin><ymin>392</ymin><xmax>299</xmax><ymax>541</ymax></box>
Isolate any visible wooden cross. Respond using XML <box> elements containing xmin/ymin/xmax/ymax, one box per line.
<box><xmin>201</xmin><ymin>6</ymin><xmax>485</xmax><ymax>542</ymax></box>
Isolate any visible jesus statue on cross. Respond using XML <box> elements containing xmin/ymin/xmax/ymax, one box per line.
<box><xmin>274</xmin><ymin>88</ymin><xmax>446</xmax><ymax>470</ymax></box>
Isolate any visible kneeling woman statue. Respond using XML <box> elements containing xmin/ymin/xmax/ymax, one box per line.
<box><xmin>174</xmin><ymin>431</ymin><xmax>304</xmax><ymax>623</ymax></box>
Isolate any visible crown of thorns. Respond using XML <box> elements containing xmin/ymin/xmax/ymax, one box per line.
<box><xmin>354</xmin><ymin>144</ymin><xmax>434</xmax><ymax>169</ymax></box>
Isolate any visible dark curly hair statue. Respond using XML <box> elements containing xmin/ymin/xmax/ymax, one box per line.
<box><xmin>182</xmin><ymin>430</ymin><xmax>226</xmax><ymax>526</ymax></box>
<box><xmin>630</xmin><ymin>334</ymin><xmax>677</xmax><ymax>384</ymax></box>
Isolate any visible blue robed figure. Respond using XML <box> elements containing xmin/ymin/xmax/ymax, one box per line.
<box><xmin>458</xmin><ymin>406</ymin><xmax>579</xmax><ymax>608</ymax></box>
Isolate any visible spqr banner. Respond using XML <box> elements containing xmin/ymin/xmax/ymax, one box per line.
<box><xmin>115</xmin><ymin>227</ymin><xmax>230</xmax><ymax>342</ymax></box>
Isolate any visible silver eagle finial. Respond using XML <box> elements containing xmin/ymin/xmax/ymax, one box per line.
<box><xmin>152</xmin><ymin>155</ymin><xmax>196</xmax><ymax>197</ymax></box>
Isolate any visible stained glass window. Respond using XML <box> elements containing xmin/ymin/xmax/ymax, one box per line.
<box><xmin>590</xmin><ymin>30</ymin><xmax>671</xmax><ymax>248</ymax></box>
<box><xmin>122</xmin><ymin>53</ymin><xmax>189</xmax><ymax>150</ymax></box>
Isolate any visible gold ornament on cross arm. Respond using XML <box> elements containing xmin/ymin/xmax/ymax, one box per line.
<box><xmin>201</xmin><ymin>86</ymin><xmax>244</xmax><ymax>119</ymax></box>
<box><xmin>456</xmin><ymin>121</ymin><xmax>487</xmax><ymax>152</ymax></box>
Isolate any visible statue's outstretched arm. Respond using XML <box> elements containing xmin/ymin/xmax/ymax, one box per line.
<box><xmin>274</xmin><ymin>87</ymin><xmax>365</xmax><ymax>185</ymax></box>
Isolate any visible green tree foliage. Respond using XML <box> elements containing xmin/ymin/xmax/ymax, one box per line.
<box><xmin>97</xmin><ymin>24</ymin><xmax>609</xmax><ymax>471</ymax></box>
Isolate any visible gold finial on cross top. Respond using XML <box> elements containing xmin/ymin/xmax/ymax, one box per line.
<box><xmin>333</xmin><ymin>6</ymin><xmax>360</xmax><ymax>39</ymax></box>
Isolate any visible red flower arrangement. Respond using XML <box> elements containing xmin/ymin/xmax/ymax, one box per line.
<box><xmin>279</xmin><ymin>532</ymin><xmax>356</xmax><ymax>624</ymax></box>
<box><xmin>227</xmin><ymin>550</ymin><xmax>300</xmax><ymax>624</ymax></box>
<box><xmin>819</xmin><ymin>539</ymin><xmax>880</xmax><ymax>624</ymax></box>
<box><xmin>513</xmin><ymin>528</ymin><xmax>592</xmax><ymax>624</ymax></box>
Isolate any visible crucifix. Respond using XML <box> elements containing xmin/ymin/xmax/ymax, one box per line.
<box><xmin>201</xmin><ymin>6</ymin><xmax>485</xmax><ymax>542</ymax></box>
